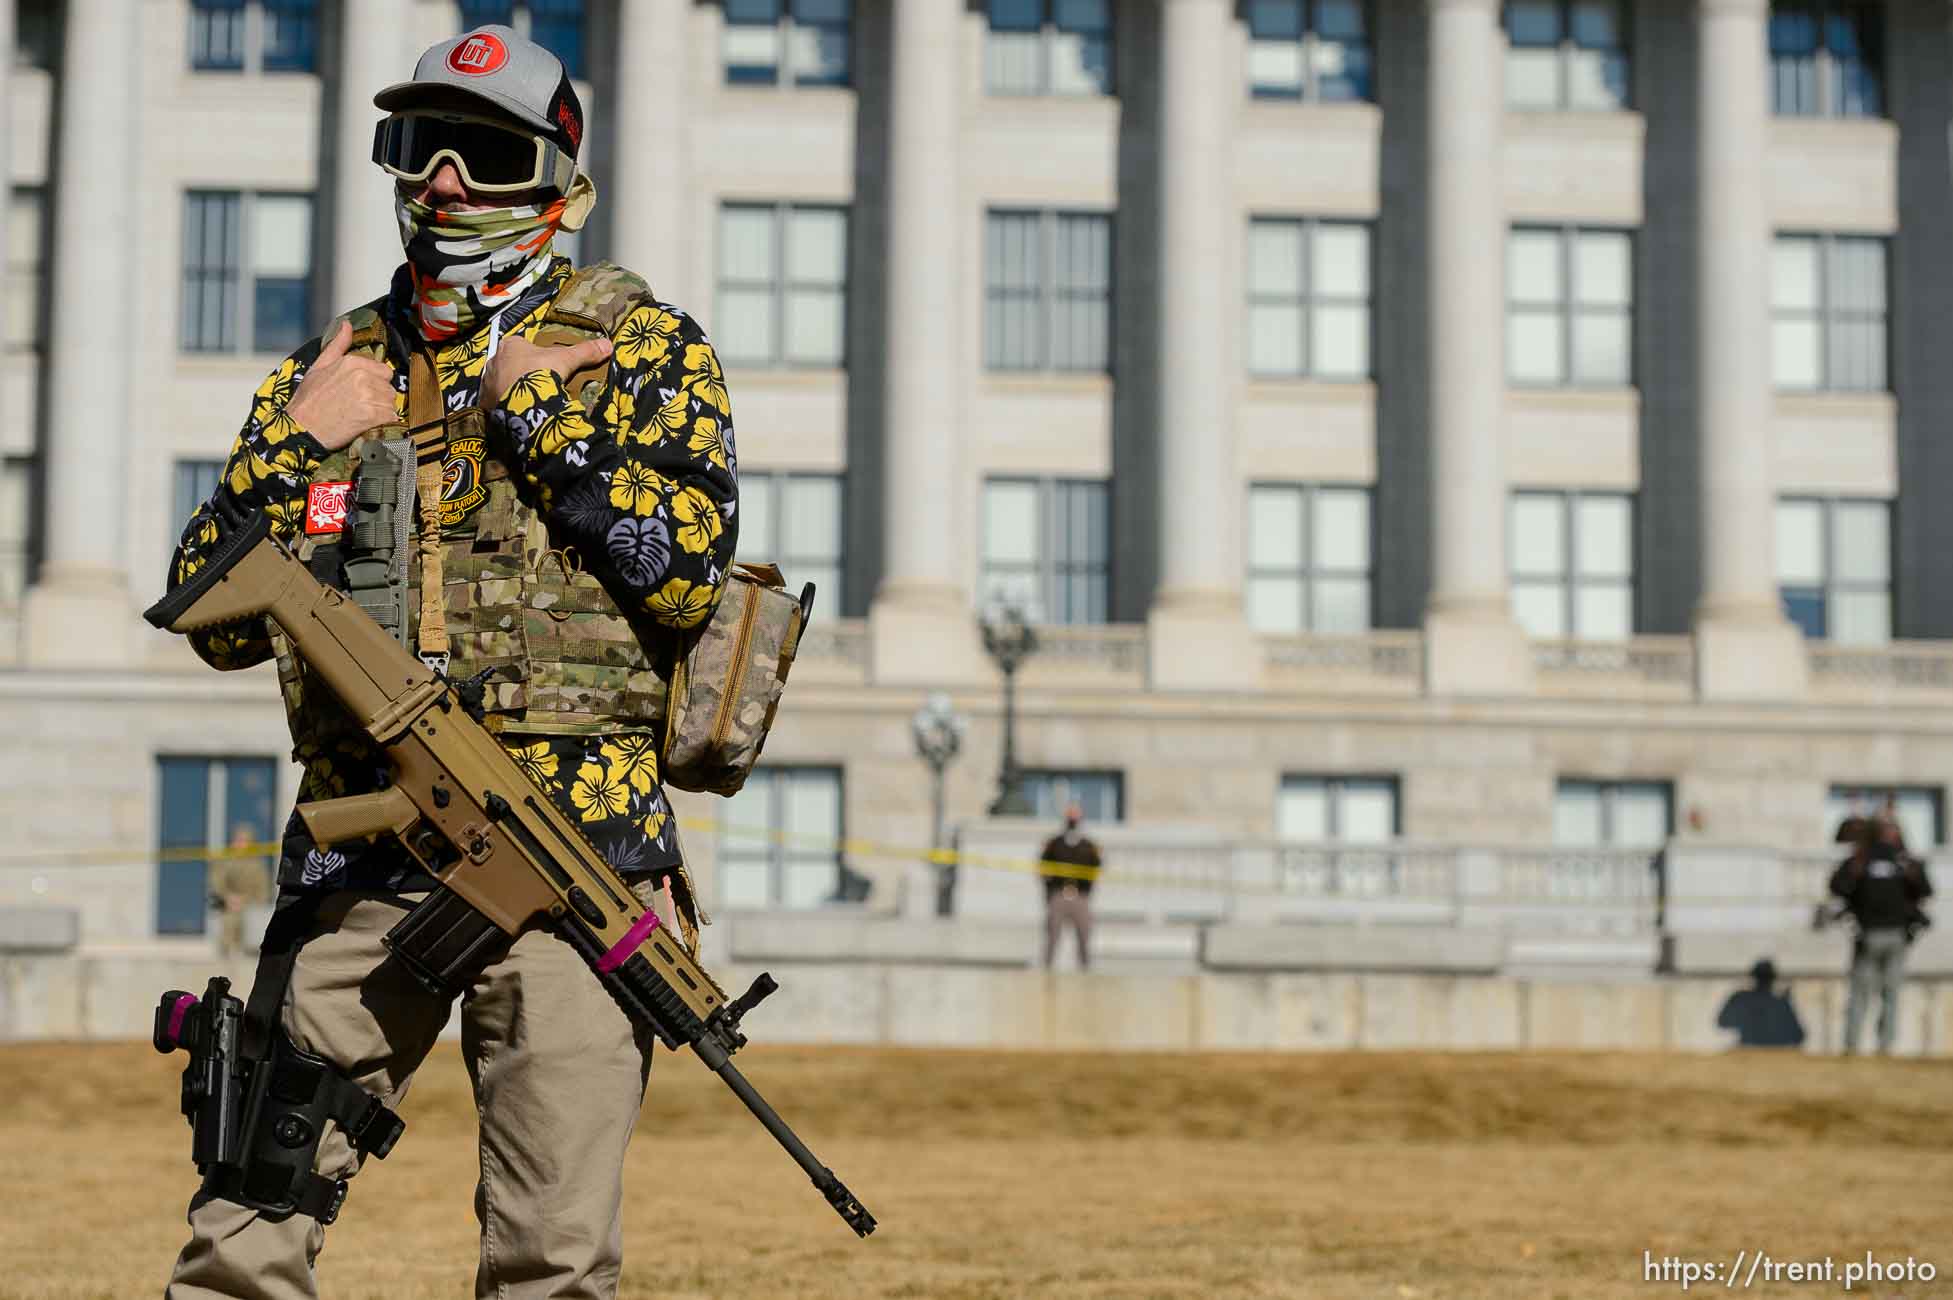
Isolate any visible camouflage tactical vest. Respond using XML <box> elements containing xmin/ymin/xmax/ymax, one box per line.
<box><xmin>272</xmin><ymin>263</ymin><xmax>669</xmax><ymax>756</ymax></box>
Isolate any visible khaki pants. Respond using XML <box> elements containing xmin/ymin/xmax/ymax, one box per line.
<box><xmin>1845</xmin><ymin>926</ymin><xmax>1911</xmax><ymax>1055</ymax></box>
<box><xmin>1044</xmin><ymin>888</ymin><xmax>1092</xmax><ymax>970</ymax></box>
<box><xmin>166</xmin><ymin>885</ymin><xmax>660</xmax><ymax>1300</ymax></box>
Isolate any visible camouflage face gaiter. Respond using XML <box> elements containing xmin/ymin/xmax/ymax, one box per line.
<box><xmin>395</xmin><ymin>172</ymin><xmax>594</xmax><ymax>343</ymax></box>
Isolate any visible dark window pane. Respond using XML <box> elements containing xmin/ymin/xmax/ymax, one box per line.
<box><xmin>1781</xmin><ymin>587</ymin><xmax>1826</xmax><ymax>640</ymax></box>
<box><xmin>1315</xmin><ymin>0</ymin><xmax>1366</xmax><ymax>39</ymax></box>
<box><xmin>1506</xmin><ymin>0</ymin><xmax>1562</xmax><ymax>46</ymax></box>
<box><xmin>158</xmin><ymin>759</ymin><xmax>212</xmax><ymax>935</ymax></box>
<box><xmin>173</xmin><ymin>460</ymin><xmax>224</xmax><ymax>527</ymax></box>
<box><xmin>796</xmin><ymin>27</ymin><xmax>851</xmax><ymax>85</ymax></box>
<box><xmin>17</xmin><ymin>1</ymin><xmax>61</xmax><ymax>69</ymax></box>
<box><xmin>1055</xmin><ymin>0</ymin><xmax>1109</xmax><ymax>34</ymax></box>
<box><xmin>530</xmin><ymin>0</ymin><xmax>586</xmax><ymax>79</ymax></box>
<box><xmin>989</xmin><ymin>0</ymin><xmax>1041</xmax><ymax>32</ymax></box>
<box><xmin>253</xmin><ymin>278</ymin><xmax>309</xmax><ymax>355</ymax></box>
<box><xmin>225</xmin><ymin>759</ymin><xmax>279</xmax><ymax>850</ymax></box>
<box><xmin>1570</xmin><ymin>0</ymin><xmax>1622</xmax><ymax>48</ymax></box>
<box><xmin>1770</xmin><ymin>1</ymin><xmax>1819</xmax><ymax>114</ymax></box>
<box><xmin>1023</xmin><ymin>770</ymin><xmax>1123</xmax><ymax>822</ymax></box>
<box><xmin>1827</xmin><ymin>4</ymin><xmax>1882</xmax><ymax>118</ymax></box>
<box><xmin>1317</xmin><ymin>41</ymin><xmax>1371</xmax><ymax>102</ymax></box>
<box><xmin>1249</xmin><ymin>0</ymin><xmax>1304</xmax><ymax>39</ymax></box>
<box><xmin>262</xmin><ymin>0</ymin><xmax>318</xmax><ymax>72</ymax></box>
<box><xmin>190</xmin><ymin>0</ymin><xmax>247</xmax><ymax>71</ymax></box>
<box><xmin>183</xmin><ymin>193</ymin><xmax>242</xmax><ymax>352</ymax></box>
<box><xmin>459</xmin><ymin>0</ymin><xmax>515</xmax><ymax>25</ymax></box>
<box><xmin>1770</xmin><ymin>1</ymin><xmax>1819</xmax><ymax>53</ymax></box>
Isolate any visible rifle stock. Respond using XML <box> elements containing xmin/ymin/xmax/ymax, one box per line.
<box><xmin>146</xmin><ymin>509</ymin><xmax>877</xmax><ymax>1238</ymax></box>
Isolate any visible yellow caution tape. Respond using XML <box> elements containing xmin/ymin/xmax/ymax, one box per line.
<box><xmin>0</xmin><ymin>820</ymin><xmax>1109</xmax><ymax>883</ymax></box>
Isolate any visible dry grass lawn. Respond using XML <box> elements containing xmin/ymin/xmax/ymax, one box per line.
<box><xmin>0</xmin><ymin>1042</ymin><xmax>1947</xmax><ymax>1299</ymax></box>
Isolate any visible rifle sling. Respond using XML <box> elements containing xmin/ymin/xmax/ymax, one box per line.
<box><xmin>407</xmin><ymin>349</ymin><xmax>448</xmax><ymax>664</ymax></box>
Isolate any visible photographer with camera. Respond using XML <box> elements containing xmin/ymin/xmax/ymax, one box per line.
<box><xmin>1821</xmin><ymin>802</ymin><xmax>1934</xmax><ymax>1056</ymax></box>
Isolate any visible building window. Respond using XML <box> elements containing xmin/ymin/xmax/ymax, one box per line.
<box><xmin>1246</xmin><ymin>483</ymin><xmax>1371</xmax><ymax>634</ymax></box>
<box><xmin>459</xmin><ymin>0</ymin><xmax>586</xmax><ymax>78</ymax></box>
<box><xmin>189</xmin><ymin>0</ymin><xmax>318</xmax><ymax>74</ymax></box>
<box><xmin>181</xmin><ymin>191</ymin><xmax>314</xmax><ymax>357</ymax></box>
<box><xmin>717</xmin><ymin>766</ymin><xmax>849</xmax><ymax>909</ymax></box>
<box><xmin>190</xmin><ymin>0</ymin><xmax>246</xmax><ymax>71</ymax></box>
<box><xmin>7</xmin><ymin>187</ymin><xmax>45</xmax><ymax>351</ymax></box>
<box><xmin>0</xmin><ymin>459</ymin><xmax>30</xmax><ymax>606</ymax></box>
<box><xmin>1245</xmin><ymin>0</ymin><xmax>1372</xmax><ymax>102</ymax></box>
<box><xmin>1770</xmin><ymin>0</ymin><xmax>1881</xmax><ymax>118</ymax></box>
<box><xmin>1247</xmin><ymin>218</ymin><xmax>1371</xmax><ymax>380</ymax></box>
<box><xmin>1554</xmin><ymin>780</ymin><xmax>1671</xmax><ymax>847</ymax></box>
<box><xmin>1021</xmin><ymin>770</ymin><xmax>1123</xmax><ymax>823</ymax></box>
<box><xmin>1826</xmin><ymin>786</ymin><xmax>1943</xmax><ymax>850</ymax></box>
<box><xmin>985</xmin><ymin>0</ymin><xmax>1112</xmax><ymax>97</ymax></box>
<box><xmin>724</xmin><ymin>0</ymin><xmax>851</xmax><ymax>86</ymax></box>
<box><xmin>1776</xmin><ymin>497</ymin><xmax>1890</xmax><ymax>644</ymax></box>
<box><xmin>173</xmin><ymin>460</ymin><xmax>225</xmax><ymax>532</ymax></box>
<box><xmin>1278</xmin><ymin>775</ymin><xmax>1398</xmax><ymax>842</ymax></box>
<box><xmin>1771</xmin><ymin>234</ymin><xmax>1887</xmax><ymax>393</ymax></box>
<box><xmin>1504</xmin><ymin>0</ymin><xmax>1629</xmax><ymax>110</ymax></box>
<box><xmin>985</xmin><ymin>210</ymin><xmax>1112</xmax><ymax>373</ymax></box>
<box><xmin>262</xmin><ymin>0</ymin><xmax>320</xmax><ymax>71</ymax></box>
<box><xmin>156</xmin><ymin>756</ymin><xmax>279</xmax><ymax>936</ymax></box>
<box><xmin>17</xmin><ymin>1</ymin><xmax>59</xmax><ymax>69</ymax></box>
<box><xmin>981</xmin><ymin>478</ymin><xmax>1110</xmax><ymax>625</ymax></box>
<box><xmin>716</xmin><ymin>203</ymin><xmax>848</xmax><ymax>369</ymax></box>
<box><xmin>738</xmin><ymin>472</ymin><xmax>843</xmax><ymax>610</ymax></box>
<box><xmin>1507</xmin><ymin>226</ymin><xmax>1633</xmax><ymax>387</ymax></box>
<box><xmin>1510</xmin><ymin>491</ymin><xmax>1634</xmax><ymax>640</ymax></box>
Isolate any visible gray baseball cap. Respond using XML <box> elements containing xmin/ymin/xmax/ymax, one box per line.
<box><xmin>374</xmin><ymin>25</ymin><xmax>584</xmax><ymax>159</ymax></box>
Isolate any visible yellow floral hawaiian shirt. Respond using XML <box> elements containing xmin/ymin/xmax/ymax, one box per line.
<box><xmin>168</xmin><ymin>256</ymin><xmax>737</xmax><ymax>891</ymax></box>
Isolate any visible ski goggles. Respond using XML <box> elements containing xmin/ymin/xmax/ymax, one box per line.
<box><xmin>372</xmin><ymin>111</ymin><xmax>575</xmax><ymax>195</ymax></box>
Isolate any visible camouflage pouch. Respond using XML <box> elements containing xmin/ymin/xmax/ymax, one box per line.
<box><xmin>660</xmin><ymin>564</ymin><xmax>814</xmax><ymax>797</ymax></box>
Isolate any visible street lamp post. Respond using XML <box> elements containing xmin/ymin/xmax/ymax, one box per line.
<box><xmin>980</xmin><ymin>604</ymin><xmax>1039</xmax><ymax>818</ymax></box>
<box><xmin>910</xmin><ymin>691</ymin><xmax>966</xmax><ymax>917</ymax></box>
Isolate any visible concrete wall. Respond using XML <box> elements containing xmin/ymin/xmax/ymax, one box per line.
<box><xmin>9</xmin><ymin>949</ymin><xmax>1947</xmax><ymax>1056</ymax></box>
<box><xmin>9</xmin><ymin>908</ymin><xmax>1948</xmax><ymax>1055</ymax></box>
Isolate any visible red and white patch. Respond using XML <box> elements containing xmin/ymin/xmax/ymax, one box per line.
<box><xmin>448</xmin><ymin>33</ymin><xmax>509</xmax><ymax>77</ymax></box>
<box><xmin>305</xmin><ymin>482</ymin><xmax>353</xmax><ymax>536</ymax></box>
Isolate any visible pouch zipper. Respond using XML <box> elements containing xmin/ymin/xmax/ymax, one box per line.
<box><xmin>708</xmin><ymin>578</ymin><xmax>762</xmax><ymax>750</ymax></box>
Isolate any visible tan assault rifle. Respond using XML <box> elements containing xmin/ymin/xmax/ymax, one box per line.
<box><xmin>145</xmin><ymin>504</ymin><xmax>875</xmax><ymax>1237</ymax></box>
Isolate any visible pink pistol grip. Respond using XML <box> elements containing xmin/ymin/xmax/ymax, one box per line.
<box><xmin>166</xmin><ymin>994</ymin><xmax>198</xmax><ymax>1046</ymax></box>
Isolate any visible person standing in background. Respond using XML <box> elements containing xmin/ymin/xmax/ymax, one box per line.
<box><xmin>208</xmin><ymin>823</ymin><xmax>272</xmax><ymax>958</ymax></box>
<box><xmin>1038</xmin><ymin>803</ymin><xmax>1103</xmax><ymax>970</ymax></box>
<box><xmin>1826</xmin><ymin>804</ymin><xmax>1934</xmax><ymax>1055</ymax></box>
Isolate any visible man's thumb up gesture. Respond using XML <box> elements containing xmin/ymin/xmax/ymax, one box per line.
<box><xmin>286</xmin><ymin>319</ymin><xmax>404</xmax><ymax>452</ymax></box>
<box><xmin>481</xmin><ymin>333</ymin><xmax>614</xmax><ymax>413</ymax></box>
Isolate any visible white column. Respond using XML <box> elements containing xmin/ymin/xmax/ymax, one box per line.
<box><xmin>867</xmin><ymin>0</ymin><xmax>984</xmax><ymax>685</ymax></box>
<box><xmin>1419</xmin><ymin>0</ymin><xmax>1531</xmax><ymax>696</ymax></box>
<box><xmin>1146</xmin><ymin>0</ymin><xmax>1257</xmax><ymax>690</ymax></box>
<box><xmin>22</xmin><ymin>0</ymin><xmax>139</xmax><ymax>666</ymax></box>
<box><xmin>1691</xmin><ymin>0</ymin><xmax>1804</xmax><ymax>698</ymax></box>
<box><xmin>333</xmin><ymin>0</ymin><xmax>407</xmax><ymax>312</ymax></box>
<box><xmin>610</xmin><ymin>0</ymin><xmax>691</xmax><ymax>307</ymax></box>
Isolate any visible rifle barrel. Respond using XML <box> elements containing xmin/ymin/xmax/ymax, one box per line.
<box><xmin>692</xmin><ymin>1036</ymin><xmax>878</xmax><ymax>1238</ymax></box>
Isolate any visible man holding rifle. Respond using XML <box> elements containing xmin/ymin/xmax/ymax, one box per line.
<box><xmin>163</xmin><ymin>25</ymin><xmax>737</xmax><ymax>1299</ymax></box>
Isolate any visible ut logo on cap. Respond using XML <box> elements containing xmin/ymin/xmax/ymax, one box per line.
<box><xmin>448</xmin><ymin>32</ymin><xmax>509</xmax><ymax>76</ymax></box>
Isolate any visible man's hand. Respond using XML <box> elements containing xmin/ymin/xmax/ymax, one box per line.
<box><xmin>285</xmin><ymin>320</ymin><xmax>403</xmax><ymax>452</ymax></box>
<box><xmin>481</xmin><ymin>333</ymin><xmax>613</xmax><ymax>413</ymax></box>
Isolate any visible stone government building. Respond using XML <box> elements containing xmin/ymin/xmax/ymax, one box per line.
<box><xmin>1</xmin><ymin>0</ymin><xmax>1951</xmax><ymax>1047</ymax></box>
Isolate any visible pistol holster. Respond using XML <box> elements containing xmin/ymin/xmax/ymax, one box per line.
<box><xmin>153</xmin><ymin>895</ymin><xmax>405</xmax><ymax>1226</ymax></box>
